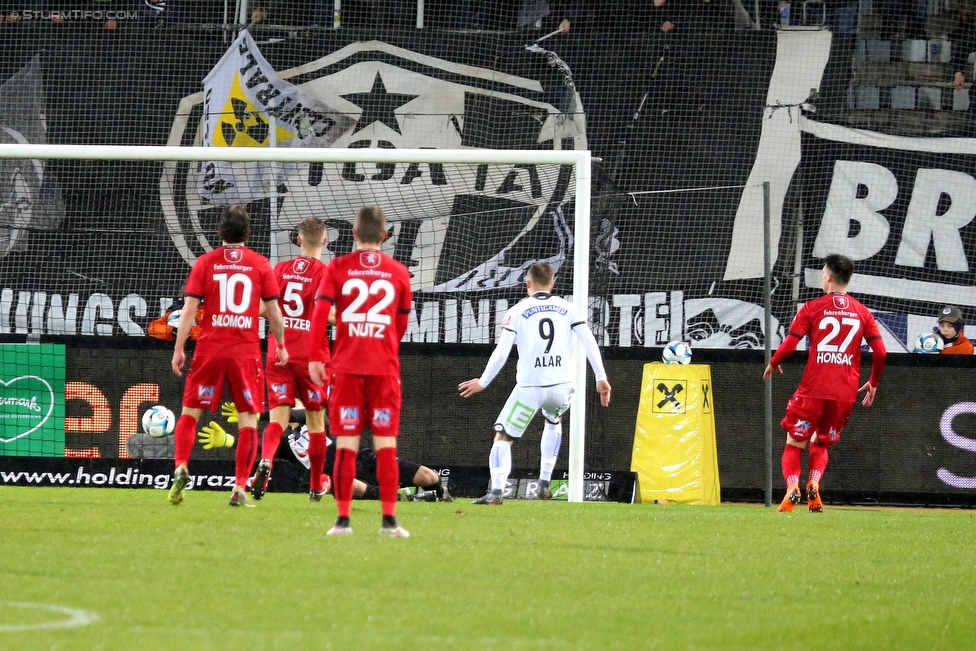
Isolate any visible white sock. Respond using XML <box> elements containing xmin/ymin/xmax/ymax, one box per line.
<box><xmin>539</xmin><ymin>421</ymin><xmax>562</xmax><ymax>482</ymax></box>
<box><xmin>488</xmin><ymin>440</ymin><xmax>512</xmax><ymax>492</ymax></box>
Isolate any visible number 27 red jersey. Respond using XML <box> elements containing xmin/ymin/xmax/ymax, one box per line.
<box><xmin>313</xmin><ymin>249</ymin><xmax>412</xmax><ymax>376</ymax></box>
<box><xmin>781</xmin><ymin>292</ymin><xmax>883</xmax><ymax>402</ymax></box>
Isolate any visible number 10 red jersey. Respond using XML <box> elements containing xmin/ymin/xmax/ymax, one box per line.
<box><xmin>313</xmin><ymin>249</ymin><xmax>412</xmax><ymax>376</ymax></box>
<box><xmin>183</xmin><ymin>245</ymin><xmax>279</xmax><ymax>359</ymax></box>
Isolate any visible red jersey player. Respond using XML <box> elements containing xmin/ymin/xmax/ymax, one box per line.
<box><xmin>763</xmin><ymin>253</ymin><xmax>886</xmax><ymax>513</ymax></box>
<box><xmin>251</xmin><ymin>218</ymin><xmax>332</xmax><ymax>502</ymax></box>
<box><xmin>169</xmin><ymin>206</ymin><xmax>287</xmax><ymax>507</ymax></box>
<box><xmin>309</xmin><ymin>206</ymin><xmax>413</xmax><ymax>537</ymax></box>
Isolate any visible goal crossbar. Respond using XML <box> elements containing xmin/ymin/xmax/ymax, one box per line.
<box><xmin>0</xmin><ymin>144</ymin><xmax>590</xmax><ymax>166</ymax></box>
<box><xmin>0</xmin><ymin>144</ymin><xmax>593</xmax><ymax>504</ymax></box>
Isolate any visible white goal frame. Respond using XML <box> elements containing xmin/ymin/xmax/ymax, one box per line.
<box><xmin>0</xmin><ymin>144</ymin><xmax>594</xmax><ymax>503</ymax></box>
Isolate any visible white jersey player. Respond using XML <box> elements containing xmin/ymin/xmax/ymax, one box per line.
<box><xmin>459</xmin><ymin>262</ymin><xmax>611</xmax><ymax>504</ymax></box>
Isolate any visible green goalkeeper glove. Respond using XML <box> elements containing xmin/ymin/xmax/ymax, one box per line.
<box><xmin>220</xmin><ymin>401</ymin><xmax>259</xmax><ymax>424</ymax></box>
<box><xmin>198</xmin><ymin>421</ymin><xmax>235</xmax><ymax>450</ymax></box>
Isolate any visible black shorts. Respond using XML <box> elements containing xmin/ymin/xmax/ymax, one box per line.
<box><xmin>355</xmin><ymin>448</ymin><xmax>421</xmax><ymax>488</ymax></box>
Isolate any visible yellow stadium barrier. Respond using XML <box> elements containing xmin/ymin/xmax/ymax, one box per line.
<box><xmin>631</xmin><ymin>362</ymin><xmax>721</xmax><ymax>505</ymax></box>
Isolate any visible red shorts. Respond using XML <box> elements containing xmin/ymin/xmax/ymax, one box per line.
<box><xmin>780</xmin><ymin>393</ymin><xmax>854</xmax><ymax>447</ymax></box>
<box><xmin>265</xmin><ymin>358</ymin><xmax>327</xmax><ymax>412</ymax></box>
<box><xmin>329</xmin><ymin>373</ymin><xmax>401</xmax><ymax>438</ymax></box>
<box><xmin>183</xmin><ymin>355</ymin><xmax>264</xmax><ymax>414</ymax></box>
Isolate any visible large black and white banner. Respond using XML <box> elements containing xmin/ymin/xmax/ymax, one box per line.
<box><xmin>0</xmin><ymin>29</ymin><xmax>885</xmax><ymax>351</ymax></box>
<box><xmin>795</xmin><ymin>119</ymin><xmax>976</xmax><ymax>352</ymax></box>
<box><xmin>163</xmin><ymin>35</ymin><xmax>587</xmax><ymax>292</ymax></box>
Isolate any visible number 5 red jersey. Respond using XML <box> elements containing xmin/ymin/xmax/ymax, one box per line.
<box><xmin>774</xmin><ymin>292</ymin><xmax>884</xmax><ymax>401</ymax></box>
<box><xmin>271</xmin><ymin>255</ymin><xmax>328</xmax><ymax>361</ymax></box>
<box><xmin>311</xmin><ymin>249</ymin><xmax>412</xmax><ymax>376</ymax></box>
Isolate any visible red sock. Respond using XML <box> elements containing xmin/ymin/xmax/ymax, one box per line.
<box><xmin>307</xmin><ymin>431</ymin><xmax>326</xmax><ymax>492</ymax></box>
<box><xmin>174</xmin><ymin>414</ymin><xmax>197</xmax><ymax>468</ymax></box>
<box><xmin>808</xmin><ymin>442</ymin><xmax>828</xmax><ymax>484</ymax></box>
<box><xmin>782</xmin><ymin>443</ymin><xmax>802</xmax><ymax>487</ymax></box>
<box><xmin>334</xmin><ymin>447</ymin><xmax>357</xmax><ymax>518</ymax></box>
<box><xmin>375</xmin><ymin>447</ymin><xmax>399</xmax><ymax>518</ymax></box>
<box><xmin>234</xmin><ymin>427</ymin><xmax>256</xmax><ymax>487</ymax></box>
<box><xmin>261</xmin><ymin>421</ymin><xmax>283</xmax><ymax>462</ymax></box>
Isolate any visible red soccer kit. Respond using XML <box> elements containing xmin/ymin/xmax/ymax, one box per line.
<box><xmin>266</xmin><ymin>255</ymin><xmax>329</xmax><ymax>411</ymax></box>
<box><xmin>182</xmin><ymin>245</ymin><xmax>280</xmax><ymax>413</ymax></box>
<box><xmin>770</xmin><ymin>292</ymin><xmax>886</xmax><ymax>445</ymax></box>
<box><xmin>310</xmin><ymin>249</ymin><xmax>412</xmax><ymax>437</ymax></box>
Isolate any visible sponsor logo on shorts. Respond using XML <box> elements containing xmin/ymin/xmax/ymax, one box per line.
<box><xmin>796</xmin><ymin>419</ymin><xmax>811</xmax><ymax>432</ymax></box>
<box><xmin>198</xmin><ymin>386</ymin><xmax>215</xmax><ymax>399</ymax></box>
<box><xmin>243</xmin><ymin>390</ymin><xmax>252</xmax><ymax>402</ymax></box>
<box><xmin>373</xmin><ymin>409</ymin><xmax>391</xmax><ymax>427</ymax></box>
<box><xmin>306</xmin><ymin>389</ymin><xmax>321</xmax><ymax>403</ymax></box>
<box><xmin>339</xmin><ymin>407</ymin><xmax>359</xmax><ymax>428</ymax></box>
<box><xmin>272</xmin><ymin>383</ymin><xmax>287</xmax><ymax>396</ymax></box>
<box><xmin>506</xmin><ymin>401</ymin><xmax>534</xmax><ymax>431</ymax></box>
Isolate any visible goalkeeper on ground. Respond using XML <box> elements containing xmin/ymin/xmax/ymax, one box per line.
<box><xmin>205</xmin><ymin>402</ymin><xmax>452</xmax><ymax>502</ymax></box>
<box><xmin>458</xmin><ymin>261</ymin><xmax>611</xmax><ymax>505</ymax></box>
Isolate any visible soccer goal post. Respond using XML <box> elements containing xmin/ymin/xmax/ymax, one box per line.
<box><xmin>0</xmin><ymin>143</ymin><xmax>594</xmax><ymax>503</ymax></box>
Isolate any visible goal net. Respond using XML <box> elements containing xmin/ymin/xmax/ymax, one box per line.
<box><xmin>12</xmin><ymin>13</ymin><xmax>962</xmax><ymax>501</ymax></box>
<box><xmin>0</xmin><ymin>141</ymin><xmax>599</xmax><ymax>500</ymax></box>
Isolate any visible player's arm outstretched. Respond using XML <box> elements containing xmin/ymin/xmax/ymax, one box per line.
<box><xmin>458</xmin><ymin>328</ymin><xmax>517</xmax><ymax>398</ymax></box>
<box><xmin>573</xmin><ymin>320</ymin><xmax>611</xmax><ymax>407</ymax></box>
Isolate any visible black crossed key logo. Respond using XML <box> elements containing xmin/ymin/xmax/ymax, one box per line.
<box><xmin>656</xmin><ymin>382</ymin><xmax>683</xmax><ymax>409</ymax></box>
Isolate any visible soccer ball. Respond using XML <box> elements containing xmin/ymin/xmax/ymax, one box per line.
<box><xmin>913</xmin><ymin>332</ymin><xmax>944</xmax><ymax>354</ymax></box>
<box><xmin>142</xmin><ymin>406</ymin><xmax>176</xmax><ymax>438</ymax></box>
<box><xmin>663</xmin><ymin>341</ymin><xmax>693</xmax><ymax>365</ymax></box>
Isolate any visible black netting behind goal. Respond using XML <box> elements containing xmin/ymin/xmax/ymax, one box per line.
<box><xmin>3</xmin><ymin>6</ymin><xmax>976</xmax><ymax>503</ymax></box>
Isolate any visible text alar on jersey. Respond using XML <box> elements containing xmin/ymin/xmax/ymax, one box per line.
<box><xmin>535</xmin><ymin>355</ymin><xmax>562</xmax><ymax>368</ymax></box>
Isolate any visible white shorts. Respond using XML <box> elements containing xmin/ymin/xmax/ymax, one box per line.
<box><xmin>495</xmin><ymin>383</ymin><xmax>574</xmax><ymax>438</ymax></box>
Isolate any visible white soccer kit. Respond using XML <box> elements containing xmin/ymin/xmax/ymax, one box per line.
<box><xmin>478</xmin><ymin>292</ymin><xmax>608</xmax><ymax>438</ymax></box>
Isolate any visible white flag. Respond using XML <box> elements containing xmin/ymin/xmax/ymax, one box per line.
<box><xmin>0</xmin><ymin>54</ymin><xmax>64</xmax><ymax>258</ymax></box>
<box><xmin>198</xmin><ymin>30</ymin><xmax>354</xmax><ymax>206</ymax></box>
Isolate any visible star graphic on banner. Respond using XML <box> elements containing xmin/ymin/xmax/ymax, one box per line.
<box><xmin>341</xmin><ymin>72</ymin><xmax>418</xmax><ymax>136</ymax></box>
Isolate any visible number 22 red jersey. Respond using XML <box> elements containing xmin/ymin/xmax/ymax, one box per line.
<box><xmin>269</xmin><ymin>256</ymin><xmax>328</xmax><ymax>361</ymax></box>
<box><xmin>313</xmin><ymin>249</ymin><xmax>412</xmax><ymax>376</ymax></box>
<box><xmin>771</xmin><ymin>292</ymin><xmax>883</xmax><ymax>402</ymax></box>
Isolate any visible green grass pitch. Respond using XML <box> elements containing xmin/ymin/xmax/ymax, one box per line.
<box><xmin>1</xmin><ymin>487</ymin><xmax>974</xmax><ymax>651</ymax></box>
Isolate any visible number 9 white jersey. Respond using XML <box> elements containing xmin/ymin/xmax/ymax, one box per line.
<box><xmin>501</xmin><ymin>292</ymin><xmax>587</xmax><ymax>387</ymax></box>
